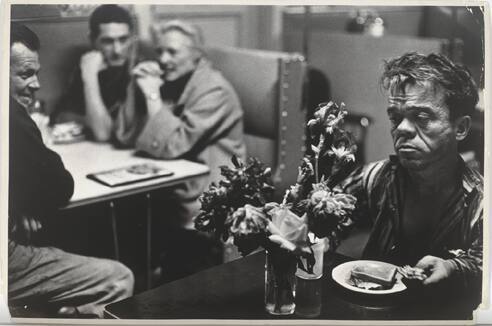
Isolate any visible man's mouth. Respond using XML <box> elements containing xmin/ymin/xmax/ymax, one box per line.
<box><xmin>108</xmin><ymin>56</ymin><xmax>126</xmax><ymax>65</ymax></box>
<box><xmin>163</xmin><ymin>67</ymin><xmax>173</xmax><ymax>74</ymax></box>
<box><xmin>21</xmin><ymin>93</ymin><xmax>34</xmax><ymax>100</ymax></box>
<box><xmin>398</xmin><ymin>144</ymin><xmax>417</xmax><ymax>150</ymax></box>
<box><xmin>395</xmin><ymin>140</ymin><xmax>420</xmax><ymax>152</ymax></box>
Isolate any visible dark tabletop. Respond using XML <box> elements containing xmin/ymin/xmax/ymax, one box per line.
<box><xmin>105</xmin><ymin>250</ymin><xmax>478</xmax><ymax>320</ymax></box>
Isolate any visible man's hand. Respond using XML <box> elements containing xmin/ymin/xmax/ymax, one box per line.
<box><xmin>12</xmin><ymin>215</ymin><xmax>42</xmax><ymax>242</ymax></box>
<box><xmin>132</xmin><ymin>61</ymin><xmax>164</xmax><ymax>98</ymax></box>
<box><xmin>80</xmin><ymin>51</ymin><xmax>106</xmax><ymax>80</ymax></box>
<box><xmin>415</xmin><ymin>255</ymin><xmax>455</xmax><ymax>285</ymax></box>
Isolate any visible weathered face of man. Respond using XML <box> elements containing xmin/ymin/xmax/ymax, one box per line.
<box><xmin>94</xmin><ymin>22</ymin><xmax>132</xmax><ymax>67</ymax></box>
<box><xmin>386</xmin><ymin>82</ymin><xmax>458</xmax><ymax>171</ymax></box>
<box><xmin>156</xmin><ymin>30</ymin><xmax>198</xmax><ymax>82</ymax></box>
<box><xmin>10</xmin><ymin>42</ymin><xmax>41</xmax><ymax>108</ymax></box>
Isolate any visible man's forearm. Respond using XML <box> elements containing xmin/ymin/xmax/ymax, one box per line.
<box><xmin>82</xmin><ymin>74</ymin><xmax>113</xmax><ymax>141</ymax></box>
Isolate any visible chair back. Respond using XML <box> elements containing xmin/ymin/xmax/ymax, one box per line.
<box><xmin>205</xmin><ymin>46</ymin><xmax>307</xmax><ymax>197</ymax></box>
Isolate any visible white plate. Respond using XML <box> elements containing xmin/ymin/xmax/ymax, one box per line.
<box><xmin>332</xmin><ymin>260</ymin><xmax>407</xmax><ymax>295</ymax></box>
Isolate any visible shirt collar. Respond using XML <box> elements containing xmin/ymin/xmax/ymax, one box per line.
<box><xmin>387</xmin><ymin>154</ymin><xmax>481</xmax><ymax>197</ymax></box>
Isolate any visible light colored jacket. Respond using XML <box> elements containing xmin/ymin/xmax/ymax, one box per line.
<box><xmin>116</xmin><ymin>58</ymin><xmax>247</xmax><ymax>202</ymax></box>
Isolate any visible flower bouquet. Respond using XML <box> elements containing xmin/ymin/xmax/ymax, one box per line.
<box><xmin>194</xmin><ymin>101</ymin><xmax>358</xmax><ymax>315</ymax></box>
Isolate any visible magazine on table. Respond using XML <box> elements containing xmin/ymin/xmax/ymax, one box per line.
<box><xmin>87</xmin><ymin>163</ymin><xmax>174</xmax><ymax>187</ymax></box>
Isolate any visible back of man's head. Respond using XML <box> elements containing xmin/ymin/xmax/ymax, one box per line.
<box><xmin>381</xmin><ymin>52</ymin><xmax>478</xmax><ymax>120</ymax></box>
<box><xmin>152</xmin><ymin>19</ymin><xmax>204</xmax><ymax>49</ymax></box>
<box><xmin>89</xmin><ymin>5</ymin><xmax>133</xmax><ymax>40</ymax></box>
<box><xmin>10</xmin><ymin>22</ymin><xmax>40</xmax><ymax>51</ymax></box>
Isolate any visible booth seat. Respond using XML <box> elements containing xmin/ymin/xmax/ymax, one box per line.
<box><xmin>205</xmin><ymin>46</ymin><xmax>307</xmax><ymax>199</ymax></box>
<box><xmin>204</xmin><ymin>46</ymin><xmax>307</xmax><ymax>262</ymax></box>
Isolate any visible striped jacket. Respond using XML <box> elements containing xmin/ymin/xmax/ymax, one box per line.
<box><xmin>341</xmin><ymin>156</ymin><xmax>483</xmax><ymax>289</ymax></box>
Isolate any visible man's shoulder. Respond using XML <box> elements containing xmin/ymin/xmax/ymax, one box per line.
<box><xmin>341</xmin><ymin>159</ymin><xmax>391</xmax><ymax>194</ymax></box>
<box><xmin>462</xmin><ymin>163</ymin><xmax>483</xmax><ymax>194</ymax></box>
<box><xmin>362</xmin><ymin>158</ymin><xmax>394</xmax><ymax>185</ymax></box>
<box><xmin>9</xmin><ymin>97</ymin><xmax>29</xmax><ymax>125</ymax></box>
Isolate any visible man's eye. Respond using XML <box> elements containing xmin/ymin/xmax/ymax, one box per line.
<box><xmin>388</xmin><ymin>113</ymin><xmax>402</xmax><ymax>125</ymax></box>
<box><xmin>19</xmin><ymin>72</ymin><xmax>33</xmax><ymax>79</ymax></box>
<box><xmin>100</xmin><ymin>38</ymin><xmax>112</xmax><ymax>45</ymax></box>
<box><xmin>415</xmin><ymin>113</ymin><xmax>431</xmax><ymax>122</ymax></box>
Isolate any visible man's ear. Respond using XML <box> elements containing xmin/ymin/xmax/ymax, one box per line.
<box><xmin>88</xmin><ymin>32</ymin><xmax>96</xmax><ymax>48</ymax></box>
<box><xmin>455</xmin><ymin>115</ymin><xmax>471</xmax><ymax>141</ymax></box>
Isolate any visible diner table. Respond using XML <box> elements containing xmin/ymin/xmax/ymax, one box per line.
<box><xmin>51</xmin><ymin>141</ymin><xmax>210</xmax><ymax>209</ymax></box>
<box><xmin>50</xmin><ymin>141</ymin><xmax>210</xmax><ymax>288</ymax></box>
<box><xmin>104</xmin><ymin>250</ymin><xmax>479</xmax><ymax>321</ymax></box>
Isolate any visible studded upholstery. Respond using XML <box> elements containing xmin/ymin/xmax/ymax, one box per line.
<box><xmin>206</xmin><ymin>46</ymin><xmax>307</xmax><ymax>199</ymax></box>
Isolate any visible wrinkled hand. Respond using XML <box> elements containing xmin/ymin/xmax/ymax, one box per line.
<box><xmin>415</xmin><ymin>255</ymin><xmax>455</xmax><ymax>285</ymax></box>
<box><xmin>80</xmin><ymin>51</ymin><xmax>106</xmax><ymax>79</ymax></box>
<box><xmin>13</xmin><ymin>216</ymin><xmax>42</xmax><ymax>242</ymax></box>
<box><xmin>132</xmin><ymin>61</ymin><xmax>163</xmax><ymax>77</ymax></box>
<box><xmin>132</xmin><ymin>61</ymin><xmax>164</xmax><ymax>96</ymax></box>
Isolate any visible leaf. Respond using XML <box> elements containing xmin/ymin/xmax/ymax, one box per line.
<box><xmin>231</xmin><ymin>155</ymin><xmax>241</xmax><ymax>168</ymax></box>
<box><xmin>268</xmin><ymin>234</ymin><xmax>297</xmax><ymax>252</ymax></box>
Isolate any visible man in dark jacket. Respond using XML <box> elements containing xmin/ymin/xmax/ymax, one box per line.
<box><xmin>342</xmin><ymin>52</ymin><xmax>482</xmax><ymax>309</ymax></box>
<box><xmin>8</xmin><ymin>23</ymin><xmax>134</xmax><ymax>318</ymax></box>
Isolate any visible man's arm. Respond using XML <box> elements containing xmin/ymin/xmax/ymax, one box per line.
<box><xmin>339</xmin><ymin>161</ymin><xmax>386</xmax><ymax>226</ymax></box>
<box><xmin>80</xmin><ymin>51</ymin><xmax>113</xmax><ymax>141</ymax></box>
<box><xmin>416</xmin><ymin>211</ymin><xmax>483</xmax><ymax>288</ymax></box>
<box><xmin>449</xmin><ymin>215</ymin><xmax>483</xmax><ymax>285</ymax></box>
<box><xmin>9</xmin><ymin>102</ymin><xmax>74</xmax><ymax>218</ymax></box>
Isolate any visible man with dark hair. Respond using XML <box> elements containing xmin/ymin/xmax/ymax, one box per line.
<box><xmin>51</xmin><ymin>5</ymin><xmax>137</xmax><ymax>141</ymax></box>
<box><xmin>342</xmin><ymin>52</ymin><xmax>482</xmax><ymax>301</ymax></box>
<box><xmin>9</xmin><ymin>22</ymin><xmax>134</xmax><ymax>318</ymax></box>
<box><xmin>9</xmin><ymin>23</ymin><xmax>41</xmax><ymax>109</ymax></box>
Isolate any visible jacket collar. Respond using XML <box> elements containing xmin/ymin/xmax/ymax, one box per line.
<box><xmin>387</xmin><ymin>154</ymin><xmax>482</xmax><ymax>250</ymax></box>
<box><xmin>387</xmin><ymin>154</ymin><xmax>481</xmax><ymax>197</ymax></box>
<box><xmin>177</xmin><ymin>58</ymin><xmax>211</xmax><ymax>107</ymax></box>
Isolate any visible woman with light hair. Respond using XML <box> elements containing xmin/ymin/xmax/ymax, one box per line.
<box><xmin>116</xmin><ymin>18</ymin><xmax>246</xmax><ymax>280</ymax></box>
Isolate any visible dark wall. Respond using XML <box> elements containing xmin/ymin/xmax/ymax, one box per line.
<box><xmin>12</xmin><ymin>5</ymin><xmax>91</xmax><ymax>114</ymax></box>
<box><xmin>421</xmin><ymin>6</ymin><xmax>484</xmax><ymax>87</ymax></box>
<box><xmin>283</xmin><ymin>6</ymin><xmax>484</xmax><ymax>86</ymax></box>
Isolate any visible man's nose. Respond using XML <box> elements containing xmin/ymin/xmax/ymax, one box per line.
<box><xmin>160</xmin><ymin>51</ymin><xmax>171</xmax><ymax>64</ymax></box>
<box><xmin>113</xmin><ymin>41</ymin><xmax>123</xmax><ymax>55</ymax></box>
<box><xmin>29</xmin><ymin>76</ymin><xmax>41</xmax><ymax>90</ymax></box>
<box><xmin>395</xmin><ymin>117</ymin><xmax>416</xmax><ymax>137</ymax></box>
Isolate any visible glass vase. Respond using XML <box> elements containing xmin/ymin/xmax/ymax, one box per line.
<box><xmin>264</xmin><ymin>249</ymin><xmax>297</xmax><ymax>315</ymax></box>
<box><xmin>294</xmin><ymin>236</ymin><xmax>327</xmax><ymax>318</ymax></box>
<box><xmin>296</xmin><ymin>237</ymin><xmax>327</xmax><ymax>280</ymax></box>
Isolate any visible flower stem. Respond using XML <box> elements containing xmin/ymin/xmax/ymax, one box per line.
<box><xmin>315</xmin><ymin>134</ymin><xmax>325</xmax><ymax>184</ymax></box>
<box><xmin>315</xmin><ymin>155</ymin><xmax>319</xmax><ymax>184</ymax></box>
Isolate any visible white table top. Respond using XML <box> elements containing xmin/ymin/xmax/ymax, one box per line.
<box><xmin>50</xmin><ymin>141</ymin><xmax>210</xmax><ymax>209</ymax></box>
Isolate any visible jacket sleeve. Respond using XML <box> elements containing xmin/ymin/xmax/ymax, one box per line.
<box><xmin>136</xmin><ymin>86</ymin><xmax>234</xmax><ymax>159</ymax></box>
<box><xmin>447</xmin><ymin>204</ymin><xmax>483</xmax><ymax>291</ymax></box>
<box><xmin>113</xmin><ymin>78</ymin><xmax>147</xmax><ymax>147</ymax></box>
<box><xmin>9</xmin><ymin>104</ymin><xmax>74</xmax><ymax>218</ymax></box>
<box><xmin>340</xmin><ymin>161</ymin><xmax>385</xmax><ymax>227</ymax></box>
